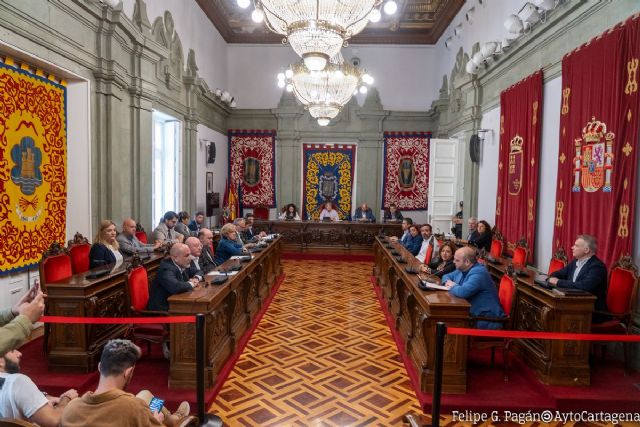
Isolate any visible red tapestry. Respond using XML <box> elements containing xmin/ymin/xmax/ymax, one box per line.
<box><xmin>552</xmin><ymin>15</ymin><xmax>640</xmax><ymax>268</ymax></box>
<box><xmin>382</xmin><ymin>132</ymin><xmax>431</xmax><ymax>211</ymax></box>
<box><xmin>495</xmin><ymin>71</ymin><xmax>542</xmax><ymax>263</ymax></box>
<box><xmin>228</xmin><ymin>130</ymin><xmax>276</xmax><ymax>208</ymax></box>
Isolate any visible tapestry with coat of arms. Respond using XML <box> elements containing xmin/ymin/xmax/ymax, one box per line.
<box><xmin>228</xmin><ymin>129</ymin><xmax>276</xmax><ymax>208</ymax></box>
<box><xmin>0</xmin><ymin>59</ymin><xmax>67</xmax><ymax>273</ymax></box>
<box><xmin>552</xmin><ymin>15</ymin><xmax>640</xmax><ymax>268</ymax></box>
<box><xmin>382</xmin><ymin>132</ymin><xmax>431</xmax><ymax>211</ymax></box>
<box><xmin>302</xmin><ymin>144</ymin><xmax>355</xmax><ymax>220</ymax></box>
<box><xmin>494</xmin><ymin>71</ymin><xmax>542</xmax><ymax>263</ymax></box>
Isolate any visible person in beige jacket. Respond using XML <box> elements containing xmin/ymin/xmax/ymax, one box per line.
<box><xmin>0</xmin><ymin>287</ymin><xmax>45</xmax><ymax>355</ymax></box>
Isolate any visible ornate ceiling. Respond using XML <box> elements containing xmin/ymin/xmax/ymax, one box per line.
<box><xmin>196</xmin><ymin>0</ymin><xmax>465</xmax><ymax>45</ymax></box>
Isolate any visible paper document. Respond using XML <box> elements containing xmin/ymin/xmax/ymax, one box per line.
<box><xmin>421</xmin><ymin>280</ymin><xmax>449</xmax><ymax>291</ymax></box>
<box><xmin>207</xmin><ymin>271</ymin><xmax>238</xmax><ymax>276</ymax></box>
<box><xmin>230</xmin><ymin>255</ymin><xmax>252</xmax><ymax>260</ymax></box>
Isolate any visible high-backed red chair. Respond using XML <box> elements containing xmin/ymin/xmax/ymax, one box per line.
<box><xmin>490</xmin><ymin>229</ymin><xmax>504</xmax><ymax>259</ymax></box>
<box><xmin>126</xmin><ymin>255</ymin><xmax>168</xmax><ymax>355</ymax></box>
<box><xmin>39</xmin><ymin>242</ymin><xmax>73</xmax><ymax>353</ymax></box>
<box><xmin>67</xmin><ymin>232</ymin><xmax>90</xmax><ymax>274</ymax></box>
<box><xmin>591</xmin><ymin>256</ymin><xmax>639</xmax><ymax>373</ymax></box>
<box><xmin>547</xmin><ymin>247</ymin><xmax>568</xmax><ymax>275</ymax></box>
<box><xmin>470</xmin><ymin>267</ymin><xmax>516</xmax><ymax>381</ymax></box>
<box><xmin>511</xmin><ymin>237</ymin><xmax>529</xmax><ymax>270</ymax></box>
<box><xmin>253</xmin><ymin>206</ymin><xmax>269</xmax><ymax>220</ymax></box>
<box><xmin>135</xmin><ymin>222</ymin><xmax>148</xmax><ymax>244</ymax></box>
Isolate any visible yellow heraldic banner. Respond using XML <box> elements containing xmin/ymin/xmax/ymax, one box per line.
<box><xmin>0</xmin><ymin>60</ymin><xmax>67</xmax><ymax>273</ymax></box>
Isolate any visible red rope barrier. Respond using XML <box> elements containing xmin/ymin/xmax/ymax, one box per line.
<box><xmin>40</xmin><ymin>315</ymin><xmax>196</xmax><ymax>324</ymax></box>
<box><xmin>447</xmin><ymin>327</ymin><xmax>640</xmax><ymax>342</ymax></box>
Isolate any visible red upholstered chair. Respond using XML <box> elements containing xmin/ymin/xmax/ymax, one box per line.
<box><xmin>489</xmin><ymin>229</ymin><xmax>504</xmax><ymax>260</ymax></box>
<box><xmin>591</xmin><ymin>256</ymin><xmax>639</xmax><ymax>373</ymax></box>
<box><xmin>39</xmin><ymin>242</ymin><xmax>73</xmax><ymax>354</ymax></box>
<box><xmin>67</xmin><ymin>232</ymin><xmax>90</xmax><ymax>274</ymax></box>
<box><xmin>135</xmin><ymin>222</ymin><xmax>148</xmax><ymax>244</ymax></box>
<box><xmin>253</xmin><ymin>206</ymin><xmax>269</xmax><ymax>220</ymax></box>
<box><xmin>126</xmin><ymin>255</ymin><xmax>168</xmax><ymax>355</ymax></box>
<box><xmin>547</xmin><ymin>247</ymin><xmax>568</xmax><ymax>275</ymax></box>
<box><xmin>511</xmin><ymin>237</ymin><xmax>529</xmax><ymax>270</ymax></box>
<box><xmin>470</xmin><ymin>267</ymin><xmax>516</xmax><ymax>381</ymax></box>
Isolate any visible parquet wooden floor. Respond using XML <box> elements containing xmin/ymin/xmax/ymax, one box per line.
<box><xmin>209</xmin><ymin>259</ymin><xmax>636</xmax><ymax>427</ymax></box>
<box><xmin>209</xmin><ymin>259</ymin><xmax>422</xmax><ymax>426</ymax></box>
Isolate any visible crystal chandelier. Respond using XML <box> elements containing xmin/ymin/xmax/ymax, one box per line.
<box><xmin>241</xmin><ymin>0</ymin><xmax>398</xmax><ymax>71</ymax></box>
<box><xmin>277</xmin><ymin>54</ymin><xmax>374</xmax><ymax>126</ymax></box>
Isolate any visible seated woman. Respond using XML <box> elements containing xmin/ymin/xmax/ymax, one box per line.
<box><xmin>469</xmin><ymin>220</ymin><xmax>492</xmax><ymax>252</ymax></box>
<box><xmin>318</xmin><ymin>201</ymin><xmax>339</xmax><ymax>221</ymax></box>
<box><xmin>402</xmin><ymin>224</ymin><xmax>423</xmax><ymax>256</ymax></box>
<box><xmin>383</xmin><ymin>203</ymin><xmax>403</xmax><ymax>222</ymax></box>
<box><xmin>174</xmin><ymin>211</ymin><xmax>192</xmax><ymax>239</ymax></box>
<box><xmin>279</xmin><ymin>203</ymin><xmax>301</xmax><ymax>221</ymax></box>
<box><xmin>213</xmin><ymin>223</ymin><xmax>246</xmax><ymax>265</ymax></box>
<box><xmin>420</xmin><ymin>241</ymin><xmax>456</xmax><ymax>278</ymax></box>
<box><xmin>89</xmin><ymin>220</ymin><xmax>123</xmax><ymax>269</ymax></box>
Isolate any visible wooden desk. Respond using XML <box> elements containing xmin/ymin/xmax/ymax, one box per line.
<box><xmin>373</xmin><ymin>237</ymin><xmax>470</xmax><ymax>394</ymax></box>
<box><xmin>253</xmin><ymin>220</ymin><xmax>402</xmax><ymax>253</ymax></box>
<box><xmin>168</xmin><ymin>237</ymin><xmax>283</xmax><ymax>389</ymax></box>
<box><xmin>44</xmin><ymin>253</ymin><xmax>164</xmax><ymax>372</ymax></box>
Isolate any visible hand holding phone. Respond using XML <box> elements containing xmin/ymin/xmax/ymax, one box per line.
<box><xmin>149</xmin><ymin>397</ymin><xmax>165</xmax><ymax>414</ymax></box>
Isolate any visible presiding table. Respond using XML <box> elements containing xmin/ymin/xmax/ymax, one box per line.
<box><xmin>373</xmin><ymin>237</ymin><xmax>470</xmax><ymax>394</ymax></box>
<box><xmin>44</xmin><ymin>253</ymin><xmax>165</xmax><ymax>372</ymax></box>
<box><xmin>484</xmin><ymin>255</ymin><xmax>596</xmax><ymax>386</ymax></box>
<box><xmin>168</xmin><ymin>237</ymin><xmax>283</xmax><ymax>389</ymax></box>
<box><xmin>253</xmin><ymin>220</ymin><xmax>403</xmax><ymax>253</ymax></box>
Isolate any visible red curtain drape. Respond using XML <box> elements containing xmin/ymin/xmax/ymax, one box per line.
<box><xmin>552</xmin><ymin>15</ymin><xmax>640</xmax><ymax>268</ymax></box>
<box><xmin>495</xmin><ymin>71</ymin><xmax>542</xmax><ymax>263</ymax></box>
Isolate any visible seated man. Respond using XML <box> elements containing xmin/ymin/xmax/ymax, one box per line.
<box><xmin>147</xmin><ymin>243</ymin><xmax>200</xmax><ymax>312</ymax></box>
<box><xmin>198</xmin><ymin>228</ymin><xmax>217</xmax><ymax>274</ymax></box>
<box><xmin>389</xmin><ymin>218</ymin><xmax>412</xmax><ymax>244</ymax></box>
<box><xmin>354</xmin><ymin>202</ymin><xmax>376</xmax><ymax>222</ymax></box>
<box><xmin>117</xmin><ymin>218</ymin><xmax>162</xmax><ymax>256</ymax></box>
<box><xmin>466</xmin><ymin>217</ymin><xmax>479</xmax><ymax>242</ymax></box>
<box><xmin>184</xmin><ymin>237</ymin><xmax>204</xmax><ymax>281</ymax></box>
<box><xmin>402</xmin><ymin>224</ymin><xmax>424</xmax><ymax>256</ymax></box>
<box><xmin>549</xmin><ymin>234</ymin><xmax>608</xmax><ymax>321</ymax></box>
<box><xmin>0</xmin><ymin>288</ymin><xmax>45</xmax><ymax>355</ymax></box>
<box><xmin>0</xmin><ymin>347</ymin><xmax>78</xmax><ymax>427</ymax></box>
<box><xmin>416</xmin><ymin>224</ymin><xmax>440</xmax><ymax>264</ymax></box>
<box><xmin>383</xmin><ymin>203</ymin><xmax>403</xmax><ymax>222</ymax></box>
<box><xmin>188</xmin><ymin>211</ymin><xmax>205</xmax><ymax>234</ymax></box>
<box><xmin>233</xmin><ymin>218</ymin><xmax>256</xmax><ymax>248</ymax></box>
<box><xmin>61</xmin><ymin>339</ymin><xmax>190</xmax><ymax>427</ymax></box>
<box><xmin>442</xmin><ymin>247</ymin><xmax>505</xmax><ymax>329</ymax></box>
<box><xmin>244</xmin><ymin>213</ymin><xmax>267</xmax><ymax>241</ymax></box>
<box><xmin>152</xmin><ymin>211</ymin><xmax>184</xmax><ymax>245</ymax></box>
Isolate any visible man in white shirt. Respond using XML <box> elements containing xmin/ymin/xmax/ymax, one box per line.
<box><xmin>416</xmin><ymin>224</ymin><xmax>440</xmax><ymax>264</ymax></box>
<box><xmin>0</xmin><ymin>348</ymin><xmax>78</xmax><ymax>426</ymax></box>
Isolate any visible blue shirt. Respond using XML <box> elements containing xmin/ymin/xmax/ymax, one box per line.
<box><xmin>213</xmin><ymin>237</ymin><xmax>244</xmax><ymax>265</ymax></box>
<box><xmin>443</xmin><ymin>263</ymin><xmax>505</xmax><ymax>329</ymax></box>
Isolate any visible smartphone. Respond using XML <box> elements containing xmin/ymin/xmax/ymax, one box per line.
<box><xmin>31</xmin><ymin>280</ymin><xmax>40</xmax><ymax>298</ymax></box>
<box><xmin>149</xmin><ymin>397</ymin><xmax>164</xmax><ymax>414</ymax></box>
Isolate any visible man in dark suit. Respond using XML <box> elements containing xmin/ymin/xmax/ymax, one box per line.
<box><xmin>188</xmin><ymin>211</ymin><xmax>205</xmax><ymax>234</ymax></box>
<box><xmin>549</xmin><ymin>234</ymin><xmax>608</xmax><ymax>321</ymax></box>
<box><xmin>184</xmin><ymin>237</ymin><xmax>205</xmax><ymax>281</ymax></box>
<box><xmin>466</xmin><ymin>217</ymin><xmax>480</xmax><ymax>241</ymax></box>
<box><xmin>354</xmin><ymin>202</ymin><xmax>376</xmax><ymax>222</ymax></box>
<box><xmin>198</xmin><ymin>228</ymin><xmax>217</xmax><ymax>274</ymax></box>
<box><xmin>147</xmin><ymin>243</ymin><xmax>200</xmax><ymax>312</ymax></box>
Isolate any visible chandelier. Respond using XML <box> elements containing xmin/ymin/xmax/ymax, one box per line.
<box><xmin>239</xmin><ymin>0</ymin><xmax>398</xmax><ymax>71</ymax></box>
<box><xmin>277</xmin><ymin>55</ymin><xmax>374</xmax><ymax>126</ymax></box>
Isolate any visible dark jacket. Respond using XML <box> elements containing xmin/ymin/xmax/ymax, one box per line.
<box><xmin>188</xmin><ymin>220</ymin><xmax>202</xmax><ymax>233</ymax></box>
<box><xmin>89</xmin><ymin>243</ymin><xmax>117</xmax><ymax>269</ymax></box>
<box><xmin>427</xmin><ymin>259</ymin><xmax>456</xmax><ymax>278</ymax></box>
<box><xmin>469</xmin><ymin>232</ymin><xmax>492</xmax><ymax>252</ymax></box>
<box><xmin>354</xmin><ymin>208</ymin><xmax>376</xmax><ymax>222</ymax></box>
<box><xmin>199</xmin><ymin>245</ymin><xmax>217</xmax><ymax>274</ymax></box>
<box><xmin>186</xmin><ymin>259</ymin><xmax>204</xmax><ymax>281</ymax></box>
<box><xmin>550</xmin><ymin>256</ymin><xmax>609</xmax><ymax>321</ymax></box>
<box><xmin>214</xmin><ymin>237</ymin><xmax>244</xmax><ymax>265</ymax></box>
<box><xmin>403</xmin><ymin>233</ymin><xmax>423</xmax><ymax>256</ymax></box>
<box><xmin>467</xmin><ymin>230</ymin><xmax>480</xmax><ymax>242</ymax></box>
<box><xmin>383</xmin><ymin>209</ymin><xmax>403</xmax><ymax>222</ymax></box>
<box><xmin>147</xmin><ymin>258</ymin><xmax>194</xmax><ymax>311</ymax></box>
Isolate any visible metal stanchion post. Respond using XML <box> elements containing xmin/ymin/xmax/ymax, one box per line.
<box><xmin>195</xmin><ymin>313</ymin><xmax>223</xmax><ymax>427</ymax></box>
<box><xmin>430</xmin><ymin>321</ymin><xmax>446</xmax><ymax>427</ymax></box>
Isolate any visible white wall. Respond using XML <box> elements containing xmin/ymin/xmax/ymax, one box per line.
<box><xmin>196</xmin><ymin>124</ymin><xmax>227</xmax><ymax>228</ymax></box>
<box><xmin>477</xmin><ymin>107</ymin><xmax>500</xmax><ymax>224</ymax></box>
<box><xmin>122</xmin><ymin>0</ymin><xmax>228</xmax><ymax>95</ymax></box>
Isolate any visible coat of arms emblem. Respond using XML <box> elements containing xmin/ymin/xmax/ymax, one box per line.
<box><xmin>572</xmin><ymin>117</ymin><xmax>614</xmax><ymax>192</ymax></box>
<box><xmin>508</xmin><ymin>135</ymin><xmax>523</xmax><ymax>195</ymax></box>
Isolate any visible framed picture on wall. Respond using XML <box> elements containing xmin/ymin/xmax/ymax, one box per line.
<box><xmin>206</xmin><ymin>172</ymin><xmax>213</xmax><ymax>193</ymax></box>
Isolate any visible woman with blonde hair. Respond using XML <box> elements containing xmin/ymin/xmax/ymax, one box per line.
<box><xmin>89</xmin><ymin>220</ymin><xmax>123</xmax><ymax>269</ymax></box>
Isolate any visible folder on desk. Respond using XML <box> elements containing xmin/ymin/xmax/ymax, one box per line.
<box><xmin>419</xmin><ymin>280</ymin><xmax>448</xmax><ymax>291</ymax></box>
